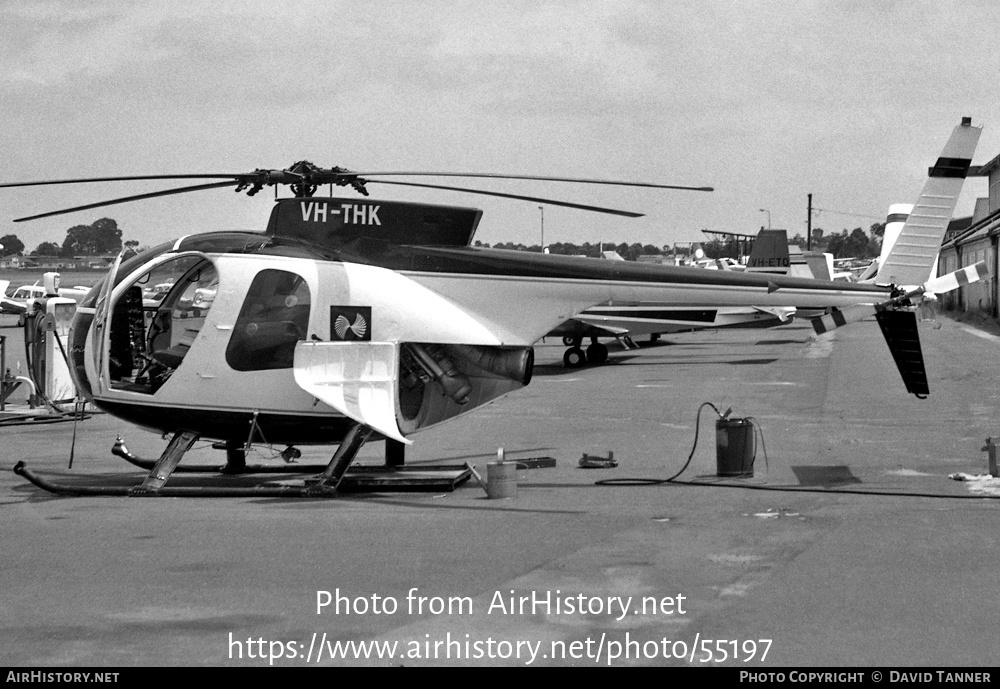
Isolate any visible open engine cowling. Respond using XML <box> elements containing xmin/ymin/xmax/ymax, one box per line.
<box><xmin>293</xmin><ymin>341</ymin><xmax>533</xmax><ymax>443</ymax></box>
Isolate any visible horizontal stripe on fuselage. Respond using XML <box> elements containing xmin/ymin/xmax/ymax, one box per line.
<box><xmin>584</xmin><ymin>308</ymin><xmax>718</xmax><ymax>322</ymax></box>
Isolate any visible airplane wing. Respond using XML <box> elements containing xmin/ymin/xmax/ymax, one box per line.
<box><xmin>548</xmin><ymin>318</ymin><xmax>630</xmax><ymax>339</ymax></box>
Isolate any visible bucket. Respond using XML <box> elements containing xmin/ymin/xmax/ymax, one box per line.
<box><xmin>716</xmin><ymin>417</ymin><xmax>755</xmax><ymax>477</ymax></box>
<box><xmin>486</xmin><ymin>461</ymin><xmax>518</xmax><ymax>499</ymax></box>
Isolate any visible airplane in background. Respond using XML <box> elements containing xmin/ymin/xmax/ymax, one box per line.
<box><xmin>748</xmin><ymin>231</ymin><xmax>855</xmax><ymax>282</ymax></box>
<box><xmin>0</xmin><ymin>281</ymin><xmax>39</xmax><ymax>315</ymax></box>
<box><xmin>547</xmin><ymin>228</ymin><xmax>801</xmax><ymax>367</ymax></box>
<box><xmin>0</xmin><ymin>280</ymin><xmax>26</xmax><ymax>315</ymax></box>
<box><xmin>0</xmin><ymin>276</ymin><xmax>91</xmax><ymax>315</ymax></box>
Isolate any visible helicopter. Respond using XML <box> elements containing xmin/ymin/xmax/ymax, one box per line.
<box><xmin>4</xmin><ymin>118</ymin><xmax>986</xmax><ymax>497</ymax></box>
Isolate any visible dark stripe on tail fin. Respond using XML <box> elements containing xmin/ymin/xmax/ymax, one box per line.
<box><xmin>928</xmin><ymin>156</ymin><xmax>972</xmax><ymax>179</ymax></box>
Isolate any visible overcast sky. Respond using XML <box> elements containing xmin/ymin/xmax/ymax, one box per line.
<box><xmin>2</xmin><ymin>0</ymin><xmax>999</xmax><ymax>252</ymax></box>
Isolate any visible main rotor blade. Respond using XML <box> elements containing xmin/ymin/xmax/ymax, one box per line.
<box><xmin>339</xmin><ymin>171</ymin><xmax>713</xmax><ymax>192</ymax></box>
<box><xmin>13</xmin><ymin>180</ymin><xmax>242</xmax><ymax>222</ymax></box>
<box><xmin>0</xmin><ymin>174</ymin><xmax>246</xmax><ymax>189</ymax></box>
<box><xmin>366</xmin><ymin>180</ymin><xmax>645</xmax><ymax>217</ymax></box>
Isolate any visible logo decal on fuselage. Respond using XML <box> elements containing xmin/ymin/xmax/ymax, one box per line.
<box><xmin>330</xmin><ymin>306</ymin><xmax>372</xmax><ymax>341</ymax></box>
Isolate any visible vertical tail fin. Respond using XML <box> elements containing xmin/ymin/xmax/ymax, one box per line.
<box><xmin>803</xmin><ymin>252</ymin><xmax>834</xmax><ymax>281</ymax></box>
<box><xmin>878</xmin><ymin>203</ymin><xmax>914</xmax><ymax>267</ymax></box>
<box><xmin>857</xmin><ymin>204</ymin><xmax>912</xmax><ymax>282</ymax></box>
<box><xmin>745</xmin><ymin>229</ymin><xmax>791</xmax><ymax>274</ymax></box>
<box><xmin>875</xmin><ymin>118</ymin><xmax>981</xmax><ymax>287</ymax></box>
<box><xmin>787</xmin><ymin>243</ymin><xmax>817</xmax><ymax>279</ymax></box>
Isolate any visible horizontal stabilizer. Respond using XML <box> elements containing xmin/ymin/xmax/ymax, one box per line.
<box><xmin>753</xmin><ymin>306</ymin><xmax>795</xmax><ymax>322</ymax></box>
<box><xmin>293</xmin><ymin>341</ymin><xmax>411</xmax><ymax>444</ymax></box>
<box><xmin>875</xmin><ymin>310</ymin><xmax>928</xmax><ymax>398</ymax></box>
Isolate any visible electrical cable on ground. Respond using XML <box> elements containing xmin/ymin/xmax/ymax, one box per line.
<box><xmin>595</xmin><ymin>400</ymin><xmax>1000</xmax><ymax>500</ymax></box>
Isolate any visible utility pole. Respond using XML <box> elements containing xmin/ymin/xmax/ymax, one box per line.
<box><xmin>538</xmin><ymin>205</ymin><xmax>544</xmax><ymax>251</ymax></box>
<box><xmin>807</xmin><ymin>193</ymin><xmax>812</xmax><ymax>252</ymax></box>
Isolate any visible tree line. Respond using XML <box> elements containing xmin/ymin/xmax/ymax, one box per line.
<box><xmin>0</xmin><ymin>218</ymin><xmax>129</xmax><ymax>258</ymax></box>
<box><xmin>0</xmin><ymin>217</ymin><xmax>887</xmax><ymax>261</ymax></box>
<box><xmin>476</xmin><ymin>222</ymin><xmax>887</xmax><ymax>260</ymax></box>
<box><xmin>787</xmin><ymin>222</ymin><xmax>885</xmax><ymax>259</ymax></box>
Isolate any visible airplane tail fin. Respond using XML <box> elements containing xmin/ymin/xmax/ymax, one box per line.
<box><xmin>875</xmin><ymin>118</ymin><xmax>981</xmax><ymax>287</ymax></box>
<box><xmin>745</xmin><ymin>229</ymin><xmax>791</xmax><ymax>274</ymax></box>
<box><xmin>857</xmin><ymin>204</ymin><xmax>912</xmax><ymax>281</ymax></box>
<box><xmin>802</xmin><ymin>252</ymin><xmax>833</xmax><ymax>281</ymax></box>
<box><xmin>877</xmin><ymin>203</ymin><xmax>914</xmax><ymax>268</ymax></box>
<box><xmin>787</xmin><ymin>243</ymin><xmax>818</xmax><ymax>279</ymax></box>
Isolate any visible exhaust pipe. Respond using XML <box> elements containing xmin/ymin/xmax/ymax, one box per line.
<box><xmin>405</xmin><ymin>343</ymin><xmax>472</xmax><ymax>405</ymax></box>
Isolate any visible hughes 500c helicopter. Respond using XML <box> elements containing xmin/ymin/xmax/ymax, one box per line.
<box><xmin>4</xmin><ymin>118</ymin><xmax>986</xmax><ymax>497</ymax></box>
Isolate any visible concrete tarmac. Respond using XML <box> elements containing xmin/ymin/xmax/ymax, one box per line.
<box><xmin>2</xmin><ymin>316</ymin><xmax>1000</xmax><ymax>667</ymax></box>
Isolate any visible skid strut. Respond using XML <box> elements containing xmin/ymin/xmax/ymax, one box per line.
<box><xmin>307</xmin><ymin>423</ymin><xmax>374</xmax><ymax>495</ymax></box>
<box><xmin>130</xmin><ymin>430</ymin><xmax>200</xmax><ymax>495</ymax></box>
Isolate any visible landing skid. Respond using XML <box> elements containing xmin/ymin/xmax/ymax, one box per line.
<box><xmin>14</xmin><ymin>461</ymin><xmax>320</xmax><ymax>497</ymax></box>
<box><xmin>14</xmin><ymin>423</ymin><xmax>417</xmax><ymax>498</ymax></box>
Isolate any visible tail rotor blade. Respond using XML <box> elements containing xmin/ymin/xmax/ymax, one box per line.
<box><xmin>922</xmin><ymin>261</ymin><xmax>989</xmax><ymax>295</ymax></box>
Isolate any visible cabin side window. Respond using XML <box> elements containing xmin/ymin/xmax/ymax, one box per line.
<box><xmin>225</xmin><ymin>269</ymin><xmax>311</xmax><ymax>372</ymax></box>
